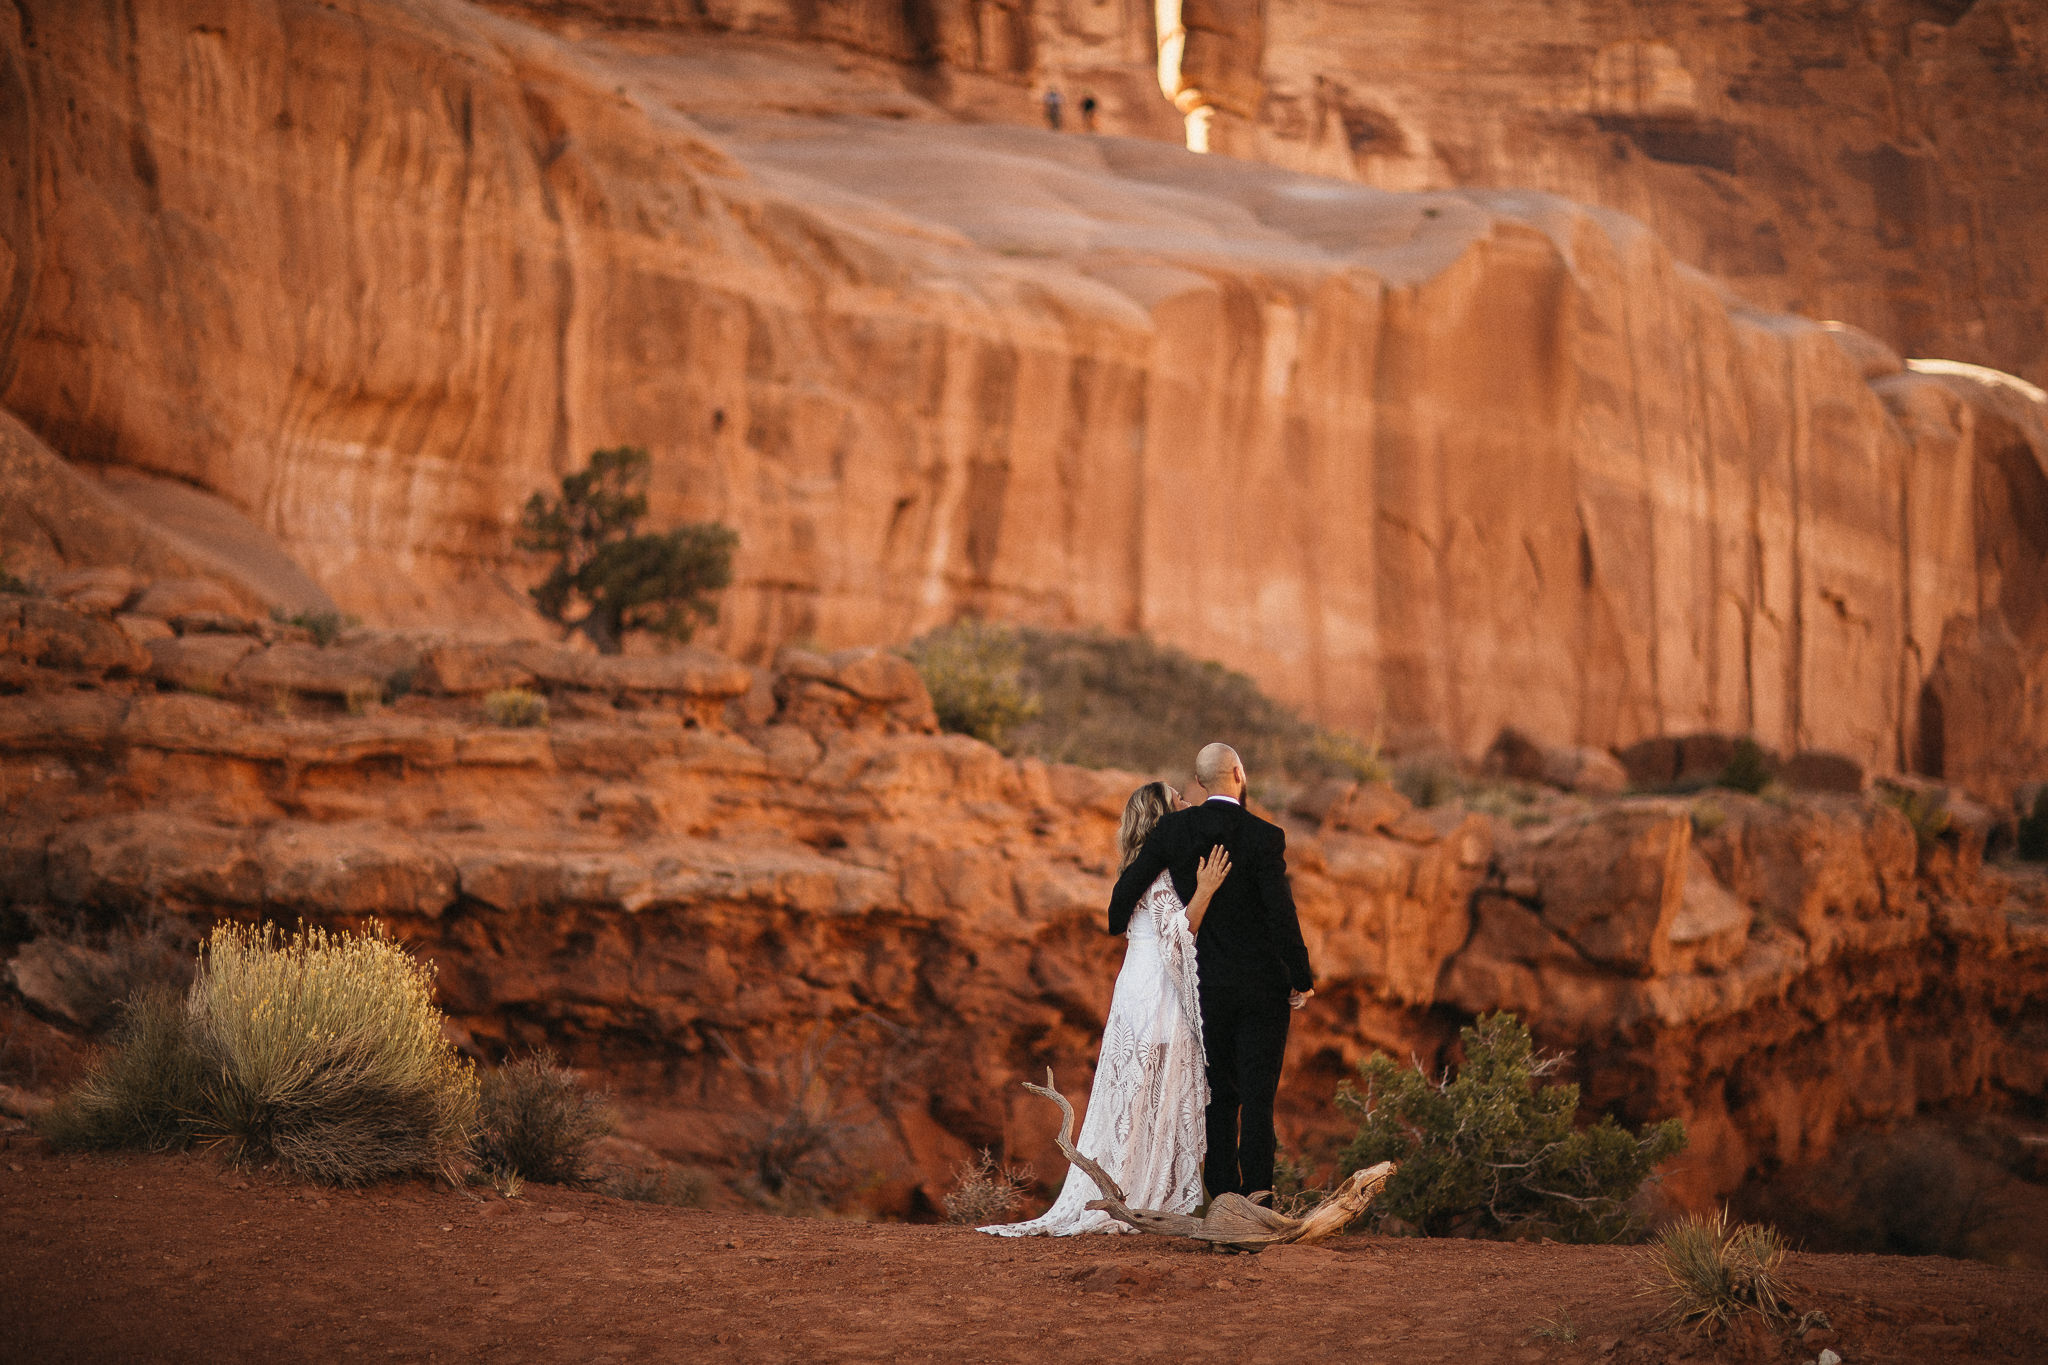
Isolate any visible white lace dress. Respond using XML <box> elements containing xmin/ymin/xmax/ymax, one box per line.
<box><xmin>982</xmin><ymin>870</ymin><xmax>1209</xmax><ymax>1236</ymax></box>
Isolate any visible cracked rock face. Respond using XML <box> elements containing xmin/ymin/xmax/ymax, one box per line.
<box><xmin>1</xmin><ymin>2</ymin><xmax>2043</xmax><ymax>803</ymax></box>
<box><xmin>3</xmin><ymin>595</ymin><xmax>2046</xmax><ymax>1216</ymax></box>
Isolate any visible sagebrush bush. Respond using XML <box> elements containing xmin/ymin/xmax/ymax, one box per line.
<box><xmin>483</xmin><ymin>687</ymin><xmax>549</xmax><ymax>728</ymax></box>
<box><xmin>192</xmin><ymin>922</ymin><xmax>478</xmax><ymax>1183</ymax></box>
<box><xmin>900</xmin><ymin>620</ymin><xmax>1042</xmax><ymax>746</ymax></box>
<box><xmin>269</xmin><ymin>607</ymin><xmax>356</xmax><ymax>646</ymax></box>
<box><xmin>1640</xmin><ymin>1208</ymin><xmax>1793</xmax><ymax>1332</ymax></box>
<box><xmin>476</xmin><ymin>1051</ymin><xmax>611</xmax><ymax>1184</ymax></box>
<box><xmin>942</xmin><ymin>1148</ymin><xmax>1036</xmax><ymax>1225</ymax></box>
<box><xmin>40</xmin><ymin>987</ymin><xmax>207</xmax><ymax>1152</ymax></box>
<box><xmin>1335</xmin><ymin>1012</ymin><xmax>1687</xmax><ymax>1242</ymax></box>
<box><xmin>1714</xmin><ymin>738</ymin><xmax>1775</xmax><ymax>795</ymax></box>
<box><xmin>44</xmin><ymin>922</ymin><xmax>479</xmax><ymax>1185</ymax></box>
<box><xmin>1880</xmin><ymin>783</ymin><xmax>1952</xmax><ymax>850</ymax></box>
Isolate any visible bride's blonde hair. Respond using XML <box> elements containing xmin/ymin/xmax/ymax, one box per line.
<box><xmin>1117</xmin><ymin>781</ymin><xmax>1176</xmax><ymax>870</ymax></box>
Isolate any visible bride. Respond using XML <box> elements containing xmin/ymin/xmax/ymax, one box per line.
<box><xmin>982</xmin><ymin>781</ymin><xmax>1228</xmax><ymax>1236</ymax></box>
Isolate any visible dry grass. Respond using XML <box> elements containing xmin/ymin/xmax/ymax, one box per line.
<box><xmin>45</xmin><ymin>922</ymin><xmax>479</xmax><ymax>1186</ymax></box>
<box><xmin>942</xmin><ymin>1149</ymin><xmax>1036</xmax><ymax>1226</ymax></box>
<box><xmin>483</xmin><ymin>687</ymin><xmax>549</xmax><ymax>728</ymax></box>
<box><xmin>475</xmin><ymin>1051</ymin><xmax>611</xmax><ymax>1185</ymax></box>
<box><xmin>1640</xmin><ymin>1208</ymin><xmax>1794</xmax><ymax>1333</ymax></box>
<box><xmin>604</xmin><ymin>1168</ymin><xmax>710</xmax><ymax>1207</ymax></box>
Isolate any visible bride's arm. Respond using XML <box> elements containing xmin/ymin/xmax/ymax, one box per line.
<box><xmin>1181</xmin><ymin>846</ymin><xmax>1231</xmax><ymax>935</ymax></box>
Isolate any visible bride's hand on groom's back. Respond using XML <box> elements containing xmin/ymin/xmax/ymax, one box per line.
<box><xmin>1185</xmin><ymin>845</ymin><xmax>1230</xmax><ymax>933</ymax></box>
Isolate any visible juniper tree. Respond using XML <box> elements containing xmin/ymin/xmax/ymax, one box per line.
<box><xmin>517</xmin><ymin>446</ymin><xmax>736</xmax><ymax>654</ymax></box>
<box><xmin>1335</xmin><ymin>1011</ymin><xmax>1686</xmax><ymax>1242</ymax></box>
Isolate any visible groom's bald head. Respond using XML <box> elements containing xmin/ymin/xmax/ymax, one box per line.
<box><xmin>1195</xmin><ymin>743</ymin><xmax>1244</xmax><ymax>794</ymax></box>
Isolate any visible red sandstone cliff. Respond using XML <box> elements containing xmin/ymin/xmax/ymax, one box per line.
<box><xmin>3</xmin><ymin>576</ymin><xmax>2045</xmax><ymax>1224</ymax></box>
<box><xmin>1</xmin><ymin>0</ymin><xmax>2043</xmax><ymax>802</ymax></box>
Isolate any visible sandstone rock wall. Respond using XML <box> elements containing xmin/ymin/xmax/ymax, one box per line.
<box><xmin>0</xmin><ymin>0</ymin><xmax>2043</xmax><ymax>799</ymax></box>
<box><xmin>3</xmin><ymin>594</ymin><xmax>2045</xmax><ymax>1214</ymax></box>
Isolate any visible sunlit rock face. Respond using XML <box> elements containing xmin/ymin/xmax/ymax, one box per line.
<box><xmin>0</xmin><ymin>0</ymin><xmax>2043</xmax><ymax>801</ymax></box>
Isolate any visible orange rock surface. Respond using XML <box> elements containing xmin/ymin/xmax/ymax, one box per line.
<box><xmin>2</xmin><ymin>0</ymin><xmax>2043</xmax><ymax>801</ymax></box>
<box><xmin>5</xmin><ymin>592</ymin><xmax>2044</xmax><ymax>1216</ymax></box>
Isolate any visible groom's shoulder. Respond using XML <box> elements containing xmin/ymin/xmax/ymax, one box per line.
<box><xmin>1241</xmin><ymin>804</ymin><xmax>1288</xmax><ymax>845</ymax></box>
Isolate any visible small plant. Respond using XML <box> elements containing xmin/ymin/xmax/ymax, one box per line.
<box><xmin>1530</xmin><ymin>1309</ymin><xmax>1579</xmax><ymax>1342</ymax></box>
<box><xmin>382</xmin><ymin>663</ymin><xmax>418</xmax><ymax>705</ymax></box>
<box><xmin>1335</xmin><ymin>1012</ymin><xmax>1687</xmax><ymax>1242</ymax></box>
<box><xmin>475</xmin><ymin>1051</ymin><xmax>612</xmax><ymax>1185</ymax></box>
<box><xmin>39</xmin><ymin>987</ymin><xmax>207</xmax><ymax>1152</ymax></box>
<box><xmin>2015</xmin><ymin>788</ymin><xmax>2048</xmax><ymax>862</ymax></box>
<box><xmin>901</xmin><ymin>621</ymin><xmax>1043</xmax><ymax>747</ymax></box>
<box><xmin>269</xmin><ymin>606</ymin><xmax>357</xmax><ymax>646</ymax></box>
<box><xmin>1714</xmin><ymin>738</ymin><xmax>1775</xmax><ymax>795</ymax></box>
<box><xmin>45</xmin><ymin>922</ymin><xmax>480</xmax><ymax>1185</ymax></box>
<box><xmin>269</xmin><ymin>686</ymin><xmax>296</xmax><ymax>719</ymax></box>
<box><xmin>1690</xmin><ymin>796</ymin><xmax>1728</xmax><ymax>838</ymax></box>
<box><xmin>344</xmin><ymin>681</ymin><xmax>380</xmax><ymax>717</ymax></box>
<box><xmin>941</xmin><ymin>1148</ymin><xmax>1037</xmax><ymax>1225</ymax></box>
<box><xmin>518</xmin><ymin>445</ymin><xmax>737</xmax><ymax>653</ymax></box>
<box><xmin>483</xmin><ymin>687</ymin><xmax>549</xmax><ymax>728</ymax></box>
<box><xmin>605</xmin><ymin>1167</ymin><xmax>710</xmax><ymax>1207</ymax></box>
<box><xmin>1394</xmin><ymin>759</ymin><xmax>1460</xmax><ymax>810</ymax></box>
<box><xmin>1640</xmin><ymin>1208</ymin><xmax>1793</xmax><ymax>1333</ymax></box>
<box><xmin>718</xmin><ymin>1017</ymin><xmax>899</xmax><ymax>1215</ymax></box>
<box><xmin>1880</xmin><ymin>783</ymin><xmax>1952</xmax><ymax>850</ymax></box>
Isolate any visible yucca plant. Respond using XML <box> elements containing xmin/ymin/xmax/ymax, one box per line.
<box><xmin>1640</xmin><ymin>1208</ymin><xmax>1794</xmax><ymax>1332</ymax></box>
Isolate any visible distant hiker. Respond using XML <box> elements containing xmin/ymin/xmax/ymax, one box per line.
<box><xmin>1043</xmin><ymin>88</ymin><xmax>1064</xmax><ymax>131</ymax></box>
<box><xmin>1080</xmin><ymin>95</ymin><xmax>1099</xmax><ymax>132</ymax></box>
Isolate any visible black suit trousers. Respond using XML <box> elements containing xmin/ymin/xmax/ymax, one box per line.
<box><xmin>1198</xmin><ymin>975</ymin><xmax>1291</xmax><ymax>1199</ymax></box>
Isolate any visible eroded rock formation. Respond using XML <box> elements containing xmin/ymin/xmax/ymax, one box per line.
<box><xmin>2</xmin><ymin>0</ymin><xmax>2043</xmax><ymax>801</ymax></box>
<box><xmin>4</xmin><ymin>589</ymin><xmax>2044</xmax><ymax>1217</ymax></box>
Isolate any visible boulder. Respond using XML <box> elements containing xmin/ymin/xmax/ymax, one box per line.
<box><xmin>1484</xmin><ymin>727</ymin><xmax>1628</xmax><ymax>795</ymax></box>
<box><xmin>130</xmin><ymin>578</ymin><xmax>245</xmax><ymax>621</ymax></box>
<box><xmin>1513</xmin><ymin>805</ymin><xmax>1691</xmax><ymax>976</ymax></box>
<box><xmin>226</xmin><ymin>642</ymin><xmax>388</xmax><ymax>700</ymax></box>
<box><xmin>115</xmin><ymin>614</ymin><xmax>174</xmax><ymax>644</ymax></box>
<box><xmin>416</xmin><ymin>643</ymin><xmax>536</xmax><ymax>695</ymax></box>
<box><xmin>146</xmin><ymin>633</ymin><xmax>260</xmax><ymax>694</ymax></box>
<box><xmin>48</xmin><ymin>566</ymin><xmax>138</xmax><ymax>613</ymax></box>
<box><xmin>1782</xmin><ymin>751</ymin><xmax>1865</xmax><ymax>794</ymax></box>
<box><xmin>46</xmin><ymin>812</ymin><xmax>264</xmax><ymax>911</ymax></box>
<box><xmin>0</xmin><ymin>598</ymin><xmax>151</xmax><ymax>676</ymax></box>
<box><xmin>773</xmin><ymin>647</ymin><xmax>939</xmax><ymax>734</ymax></box>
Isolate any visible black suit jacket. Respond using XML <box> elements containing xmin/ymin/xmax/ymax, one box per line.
<box><xmin>1107</xmin><ymin>798</ymin><xmax>1314</xmax><ymax>995</ymax></box>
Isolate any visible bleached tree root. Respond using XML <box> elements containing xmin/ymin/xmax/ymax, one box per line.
<box><xmin>1022</xmin><ymin>1069</ymin><xmax>1395</xmax><ymax>1250</ymax></box>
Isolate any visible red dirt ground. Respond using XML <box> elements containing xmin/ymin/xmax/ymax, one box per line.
<box><xmin>3</xmin><ymin>1133</ymin><xmax>2043</xmax><ymax>1364</ymax></box>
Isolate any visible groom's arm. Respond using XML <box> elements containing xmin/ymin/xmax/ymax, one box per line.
<box><xmin>1106</xmin><ymin>823</ymin><xmax>1176</xmax><ymax>935</ymax></box>
<box><xmin>1255</xmin><ymin>824</ymin><xmax>1315</xmax><ymax>992</ymax></box>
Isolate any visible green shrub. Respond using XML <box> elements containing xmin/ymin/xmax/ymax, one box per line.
<box><xmin>907</xmin><ymin>624</ymin><xmax>1385</xmax><ymax>792</ymax></box>
<box><xmin>46</xmin><ymin>922</ymin><xmax>479</xmax><ymax>1185</ymax></box>
<box><xmin>2016</xmin><ymin>788</ymin><xmax>2048</xmax><ymax>862</ymax></box>
<box><xmin>39</xmin><ymin>987</ymin><xmax>207</xmax><ymax>1152</ymax></box>
<box><xmin>1640</xmin><ymin>1208</ymin><xmax>1793</xmax><ymax>1332</ymax></box>
<box><xmin>269</xmin><ymin>607</ymin><xmax>357</xmax><ymax>646</ymax></box>
<box><xmin>901</xmin><ymin>621</ymin><xmax>1042</xmax><ymax>746</ymax></box>
<box><xmin>1334</xmin><ymin>1012</ymin><xmax>1687</xmax><ymax>1242</ymax></box>
<box><xmin>941</xmin><ymin>1148</ymin><xmax>1036</xmax><ymax>1225</ymax></box>
<box><xmin>1880</xmin><ymin>783</ymin><xmax>1952</xmax><ymax>850</ymax></box>
<box><xmin>476</xmin><ymin>1051</ymin><xmax>611</xmax><ymax>1185</ymax></box>
<box><xmin>518</xmin><ymin>446</ymin><xmax>736</xmax><ymax>653</ymax></box>
<box><xmin>483</xmin><ymin>687</ymin><xmax>549</xmax><ymax>728</ymax></box>
<box><xmin>1714</xmin><ymin>738</ymin><xmax>1774</xmax><ymax>795</ymax></box>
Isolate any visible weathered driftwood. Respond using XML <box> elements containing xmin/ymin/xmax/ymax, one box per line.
<box><xmin>1023</xmin><ymin>1069</ymin><xmax>1395</xmax><ymax>1249</ymax></box>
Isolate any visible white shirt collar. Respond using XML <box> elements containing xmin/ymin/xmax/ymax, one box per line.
<box><xmin>1204</xmin><ymin>794</ymin><xmax>1241</xmax><ymax>805</ymax></box>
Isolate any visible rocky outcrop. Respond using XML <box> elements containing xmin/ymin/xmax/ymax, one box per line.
<box><xmin>3</xmin><ymin>596</ymin><xmax>2044</xmax><ymax>1217</ymax></box>
<box><xmin>2</xmin><ymin>0</ymin><xmax>2043</xmax><ymax>802</ymax></box>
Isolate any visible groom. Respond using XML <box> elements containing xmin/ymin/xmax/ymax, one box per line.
<box><xmin>1107</xmin><ymin>742</ymin><xmax>1315</xmax><ymax>1199</ymax></box>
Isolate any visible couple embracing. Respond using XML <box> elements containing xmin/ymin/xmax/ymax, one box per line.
<box><xmin>985</xmin><ymin>742</ymin><xmax>1315</xmax><ymax>1235</ymax></box>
